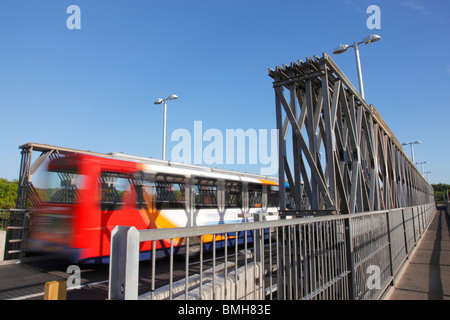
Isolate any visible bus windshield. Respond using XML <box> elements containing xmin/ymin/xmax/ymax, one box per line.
<box><xmin>42</xmin><ymin>169</ymin><xmax>84</xmax><ymax>204</ymax></box>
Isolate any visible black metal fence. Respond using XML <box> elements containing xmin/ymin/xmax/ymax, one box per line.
<box><xmin>0</xmin><ymin>209</ymin><xmax>30</xmax><ymax>260</ymax></box>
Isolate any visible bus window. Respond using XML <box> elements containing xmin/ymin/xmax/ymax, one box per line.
<box><xmin>155</xmin><ymin>181</ymin><xmax>186</xmax><ymax>209</ymax></box>
<box><xmin>100</xmin><ymin>172</ymin><xmax>132</xmax><ymax>211</ymax></box>
<box><xmin>286</xmin><ymin>188</ymin><xmax>295</xmax><ymax>209</ymax></box>
<box><xmin>138</xmin><ymin>173</ymin><xmax>186</xmax><ymax>210</ymax></box>
<box><xmin>248</xmin><ymin>184</ymin><xmax>262</xmax><ymax>208</ymax></box>
<box><xmin>194</xmin><ymin>178</ymin><xmax>217</xmax><ymax>209</ymax></box>
<box><xmin>43</xmin><ymin>169</ymin><xmax>84</xmax><ymax>204</ymax></box>
<box><xmin>225</xmin><ymin>181</ymin><xmax>242</xmax><ymax>208</ymax></box>
<box><xmin>268</xmin><ymin>185</ymin><xmax>279</xmax><ymax>207</ymax></box>
<box><xmin>135</xmin><ymin>181</ymin><xmax>155</xmax><ymax>210</ymax></box>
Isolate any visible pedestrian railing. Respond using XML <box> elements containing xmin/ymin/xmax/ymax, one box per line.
<box><xmin>108</xmin><ymin>202</ymin><xmax>436</xmax><ymax>300</ymax></box>
<box><xmin>0</xmin><ymin>209</ymin><xmax>31</xmax><ymax>260</ymax></box>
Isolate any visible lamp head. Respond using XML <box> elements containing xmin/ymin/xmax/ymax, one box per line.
<box><xmin>363</xmin><ymin>34</ymin><xmax>381</xmax><ymax>44</ymax></box>
<box><xmin>154</xmin><ymin>98</ymin><xmax>164</xmax><ymax>104</ymax></box>
<box><xmin>168</xmin><ymin>94</ymin><xmax>178</xmax><ymax>100</ymax></box>
<box><xmin>333</xmin><ymin>44</ymin><xmax>349</xmax><ymax>55</ymax></box>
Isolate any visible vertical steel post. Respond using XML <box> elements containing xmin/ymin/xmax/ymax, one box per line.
<box><xmin>353</xmin><ymin>42</ymin><xmax>365</xmax><ymax>100</ymax></box>
<box><xmin>16</xmin><ymin>148</ymin><xmax>31</xmax><ymax>209</ymax></box>
<box><xmin>162</xmin><ymin>98</ymin><xmax>167</xmax><ymax>160</ymax></box>
<box><xmin>254</xmin><ymin>213</ymin><xmax>263</xmax><ymax>265</ymax></box>
<box><xmin>344</xmin><ymin>217</ymin><xmax>355</xmax><ymax>299</ymax></box>
<box><xmin>276</xmin><ymin>91</ymin><xmax>286</xmax><ymax>212</ymax></box>
<box><xmin>108</xmin><ymin>226</ymin><xmax>140</xmax><ymax>300</ymax></box>
<box><xmin>385</xmin><ymin>210</ymin><xmax>394</xmax><ymax>287</ymax></box>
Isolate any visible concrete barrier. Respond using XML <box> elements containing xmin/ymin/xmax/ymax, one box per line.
<box><xmin>139</xmin><ymin>262</ymin><xmax>263</xmax><ymax>300</ymax></box>
<box><xmin>0</xmin><ymin>230</ymin><xmax>6</xmax><ymax>261</ymax></box>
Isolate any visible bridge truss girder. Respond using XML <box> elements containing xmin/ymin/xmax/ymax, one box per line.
<box><xmin>269</xmin><ymin>53</ymin><xmax>434</xmax><ymax>214</ymax></box>
<box><xmin>16</xmin><ymin>143</ymin><xmax>120</xmax><ymax>208</ymax></box>
<box><xmin>16</xmin><ymin>143</ymin><xmax>65</xmax><ymax>208</ymax></box>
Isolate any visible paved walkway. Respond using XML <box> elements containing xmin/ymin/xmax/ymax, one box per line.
<box><xmin>388</xmin><ymin>205</ymin><xmax>450</xmax><ymax>300</ymax></box>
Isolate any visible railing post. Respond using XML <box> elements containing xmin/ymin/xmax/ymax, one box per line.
<box><xmin>254</xmin><ymin>213</ymin><xmax>265</xmax><ymax>299</ymax></box>
<box><xmin>254</xmin><ymin>213</ymin><xmax>263</xmax><ymax>263</ymax></box>
<box><xmin>344</xmin><ymin>217</ymin><xmax>355</xmax><ymax>299</ymax></box>
<box><xmin>108</xmin><ymin>226</ymin><xmax>140</xmax><ymax>300</ymax></box>
<box><xmin>385</xmin><ymin>210</ymin><xmax>394</xmax><ymax>285</ymax></box>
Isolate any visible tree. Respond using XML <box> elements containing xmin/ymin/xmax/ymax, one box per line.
<box><xmin>0</xmin><ymin>178</ymin><xmax>18</xmax><ymax>209</ymax></box>
<box><xmin>431</xmin><ymin>183</ymin><xmax>450</xmax><ymax>204</ymax></box>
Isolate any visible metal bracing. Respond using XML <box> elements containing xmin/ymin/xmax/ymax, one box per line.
<box><xmin>269</xmin><ymin>53</ymin><xmax>434</xmax><ymax>215</ymax></box>
<box><xmin>16</xmin><ymin>144</ymin><xmax>63</xmax><ymax>208</ymax></box>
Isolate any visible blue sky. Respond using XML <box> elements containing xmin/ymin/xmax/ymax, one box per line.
<box><xmin>0</xmin><ymin>0</ymin><xmax>449</xmax><ymax>185</ymax></box>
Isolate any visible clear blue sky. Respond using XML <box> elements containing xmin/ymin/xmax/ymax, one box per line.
<box><xmin>0</xmin><ymin>0</ymin><xmax>449</xmax><ymax>185</ymax></box>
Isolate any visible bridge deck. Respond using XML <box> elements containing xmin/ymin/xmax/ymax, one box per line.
<box><xmin>387</xmin><ymin>205</ymin><xmax>450</xmax><ymax>300</ymax></box>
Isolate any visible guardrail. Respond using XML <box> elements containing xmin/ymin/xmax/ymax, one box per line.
<box><xmin>108</xmin><ymin>202</ymin><xmax>436</xmax><ymax>300</ymax></box>
<box><xmin>0</xmin><ymin>209</ymin><xmax>30</xmax><ymax>260</ymax></box>
<box><xmin>446</xmin><ymin>201</ymin><xmax>450</xmax><ymax>214</ymax></box>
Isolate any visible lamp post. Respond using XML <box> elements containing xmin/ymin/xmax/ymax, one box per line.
<box><xmin>402</xmin><ymin>140</ymin><xmax>422</xmax><ymax>164</ymax></box>
<box><xmin>415</xmin><ymin>161</ymin><xmax>428</xmax><ymax>175</ymax></box>
<box><xmin>154</xmin><ymin>94</ymin><xmax>178</xmax><ymax>160</ymax></box>
<box><xmin>424</xmin><ymin>171</ymin><xmax>431</xmax><ymax>183</ymax></box>
<box><xmin>333</xmin><ymin>34</ymin><xmax>381</xmax><ymax>100</ymax></box>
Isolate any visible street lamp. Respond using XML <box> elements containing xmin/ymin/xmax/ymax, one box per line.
<box><xmin>333</xmin><ymin>34</ymin><xmax>381</xmax><ymax>100</ymax></box>
<box><xmin>424</xmin><ymin>171</ymin><xmax>431</xmax><ymax>183</ymax></box>
<box><xmin>402</xmin><ymin>140</ymin><xmax>422</xmax><ymax>163</ymax></box>
<box><xmin>415</xmin><ymin>161</ymin><xmax>428</xmax><ymax>175</ymax></box>
<box><xmin>154</xmin><ymin>94</ymin><xmax>178</xmax><ymax>160</ymax></box>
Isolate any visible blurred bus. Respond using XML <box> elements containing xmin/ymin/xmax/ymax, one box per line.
<box><xmin>28</xmin><ymin>153</ymin><xmax>283</xmax><ymax>263</ymax></box>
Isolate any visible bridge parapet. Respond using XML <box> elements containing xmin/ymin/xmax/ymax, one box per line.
<box><xmin>108</xmin><ymin>203</ymin><xmax>436</xmax><ymax>300</ymax></box>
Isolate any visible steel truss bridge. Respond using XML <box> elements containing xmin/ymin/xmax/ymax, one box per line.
<box><xmin>269</xmin><ymin>53</ymin><xmax>434</xmax><ymax>215</ymax></box>
<box><xmin>107</xmin><ymin>53</ymin><xmax>436</xmax><ymax>300</ymax></box>
<box><xmin>14</xmin><ymin>54</ymin><xmax>434</xmax><ymax>214</ymax></box>
<box><xmin>4</xmin><ymin>53</ymin><xmax>437</xmax><ymax>300</ymax></box>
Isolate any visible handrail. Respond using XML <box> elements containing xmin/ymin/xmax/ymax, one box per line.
<box><xmin>108</xmin><ymin>202</ymin><xmax>436</xmax><ymax>300</ymax></box>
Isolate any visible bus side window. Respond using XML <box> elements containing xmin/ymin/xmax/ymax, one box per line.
<box><xmin>268</xmin><ymin>185</ymin><xmax>279</xmax><ymax>207</ymax></box>
<box><xmin>100</xmin><ymin>172</ymin><xmax>132</xmax><ymax>211</ymax></box>
<box><xmin>156</xmin><ymin>181</ymin><xmax>186</xmax><ymax>210</ymax></box>
<box><xmin>44</xmin><ymin>169</ymin><xmax>83</xmax><ymax>204</ymax></box>
<box><xmin>225</xmin><ymin>181</ymin><xmax>242</xmax><ymax>208</ymax></box>
<box><xmin>286</xmin><ymin>188</ymin><xmax>295</xmax><ymax>209</ymax></box>
<box><xmin>248</xmin><ymin>184</ymin><xmax>262</xmax><ymax>208</ymax></box>
<box><xmin>136</xmin><ymin>173</ymin><xmax>186</xmax><ymax>210</ymax></box>
<box><xmin>194</xmin><ymin>178</ymin><xmax>217</xmax><ymax>209</ymax></box>
<box><xmin>135</xmin><ymin>182</ymin><xmax>156</xmax><ymax>210</ymax></box>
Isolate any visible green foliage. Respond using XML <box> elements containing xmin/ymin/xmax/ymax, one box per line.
<box><xmin>431</xmin><ymin>183</ymin><xmax>450</xmax><ymax>204</ymax></box>
<box><xmin>431</xmin><ymin>183</ymin><xmax>450</xmax><ymax>192</ymax></box>
<box><xmin>0</xmin><ymin>178</ymin><xmax>18</xmax><ymax>209</ymax></box>
<box><xmin>1</xmin><ymin>178</ymin><xmax>449</xmax><ymax>208</ymax></box>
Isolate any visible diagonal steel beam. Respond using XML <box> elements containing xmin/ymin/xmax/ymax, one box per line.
<box><xmin>275</xmin><ymin>87</ymin><xmax>334</xmax><ymax>209</ymax></box>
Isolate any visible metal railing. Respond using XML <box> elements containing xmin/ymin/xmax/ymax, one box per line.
<box><xmin>0</xmin><ymin>209</ymin><xmax>30</xmax><ymax>260</ymax></box>
<box><xmin>108</xmin><ymin>202</ymin><xmax>436</xmax><ymax>300</ymax></box>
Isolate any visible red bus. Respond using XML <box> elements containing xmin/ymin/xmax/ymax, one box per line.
<box><xmin>28</xmin><ymin>153</ymin><xmax>280</xmax><ymax>263</ymax></box>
